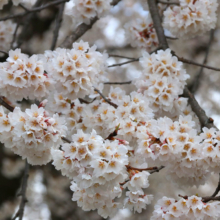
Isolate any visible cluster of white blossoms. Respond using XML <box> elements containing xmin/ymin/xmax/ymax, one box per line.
<box><xmin>0</xmin><ymin>21</ymin><xmax>16</xmax><ymax>54</ymax></box>
<box><xmin>52</xmin><ymin>129</ymin><xmax>153</xmax><ymax>218</ymax></box>
<box><xmin>0</xmin><ymin>104</ymin><xmax>67</xmax><ymax>165</ymax></box>
<box><xmin>65</xmin><ymin>0</ymin><xmax>112</xmax><ymax>25</ymax></box>
<box><xmin>43</xmin><ymin>41</ymin><xmax>108</xmax><ymax>100</ymax></box>
<box><xmin>163</xmin><ymin>0</ymin><xmax>218</xmax><ymax>38</ymax></box>
<box><xmin>0</xmin><ymin>49</ymin><xmax>53</xmax><ymax>101</ymax></box>
<box><xmin>46</xmin><ymin>87</ymin><xmax>154</xmax><ymax>140</ymax></box>
<box><xmin>151</xmin><ymin>196</ymin><xmax>220</xmax><ymax>219</ymax></box>
<box><xmin>134</xmin><ymin>49</ymin><xmax>189</xmax><ymax>112</ymax></box>
<box><xmin>124</xmin><ymin>14</ymin><xmax>158</xmax><ymax>50</ymax></box>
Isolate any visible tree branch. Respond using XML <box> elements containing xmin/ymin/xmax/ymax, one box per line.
<box><xmin>126</xmin><ymin>165</ymin><xmax>164</xmax><ymax>173</ymax></box>
<box><xmin>108</xmin><ymin>58</ymin><xmax>139</xmax><ymax>68</ymax></box>
<box><xmin>12</xmin><ymin>160</ymin><xmax>29</xmax><ymax>220</ymax></box>
<box><xmin>94</xmin><ymin>88</ymin><xmax>118</xmax><ymax>108</ymax></box>
<box><xmin>0</xmin><ymin>0</ymin><xmax>69</xmax><ymax>22</ymax></box>
<box><xmin>104</xmin><ymin>81</ymin><xmax>132</xmax><ymax>85</ymax></box>
<box><xmin>0</xmin><ymin>97</ymin><xmax>14</xmax><ymax>112</ymax></box>
<box><xmin>157</xmin><ymin>0</ymin><xmax>180</xmax><ymax>5</ymax></box>
<box><xmin>51</xmin><ymin>2</ymin><xmax>65</xmax><ymax>50</ymax></box>
<box><xmin>61</xmin><ymin>136</ymin><xmax>72</xmax><ymax>143</ymax></box>
<box><xmin>60</xmin><ymin>0</ymin><xmax>121</xmax><ymax>48</ymax></box>
<box><xmin>183</xmin><ymin>88</ymin><xmax>217</xmax><ymax>129</ymax></box>
<box><xmin>148</xmin><ymin>0</ymin><xmax>169</xmax><ymax>50</ymax></box>
<box><xmin>174</xmin><ymin>53</ymin><xmax>220</xmax><ymax>72</ymax></box>
<box><xmin>189</xmin><ymin>30</ymin><xmax>215</xmax><ymax>93</ymax></box>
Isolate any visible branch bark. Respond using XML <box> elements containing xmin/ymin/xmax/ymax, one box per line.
<box><xmin>60</xmin><ymin>0</ymin><xmax>121</xmax><ymax>48</ymax></box>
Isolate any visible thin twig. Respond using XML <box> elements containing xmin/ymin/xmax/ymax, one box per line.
<box><xmin>108</xmin><ymin>54</ymin><xmax>136</xmax><ymax>59</ymax></box>
<box><xmin>0</xmin><ymin>0</ymin><xmax>69</xmax><ymax>22</ymax></box>
<box><xmin>126</xmin><ymin>165</ymin><xmax>163</xmax><ymax>172</ymax></box>
<box><xmin>61</xmin><ymin>136</ymin><xmax>72</xmax><ymax>143</ymax></box>
<box><xmin>108</xmin><ymin>58</ymin><xmax>139</xmax><ymax>68</ymax></box>
<box><xmin>12</xmin><ymin>160</ymin><xmax>29</xmax><ymax>220</ymax></box>
<box><xmin>60</xmin><ymin>0</ymin><xmax>121</xmax><ymax>48</ymax></box>
<box><xmin>94</xmin><ymin>88</ymin><xmax>118</xmax><ymax>108</ymax></box>
<box><xmin>202</xmin><ymin>173</ymin><xmax>220</xmax><ymax>203</ymax></box>
<box><xmin>183</xmin><ymin>87</ymin><xmax>217</xmax><ymax>129</ymax></box>
<box><xmin>19</xmin><ymin>3</ymin><xmax>30</xmax><ymax>11</ymax></box>
<box><xmin>78</xmin><ymin>98</ymin><xmax>96</xmax><ymax>104</ymax></box>
<box><xmin>11</xmin><ymin>23</ymin><xmax>20</xmax><ymax>49</ymax></box>
<box><xmin>202</xmin><ymin>196</ymin><xmax>220</xmax><ymax>202</ymax></box>
<box><xmin>150</xmin><ymin>165</ymin><xmax>165</xmax><ymax>174</ymax></box>
<box><xmin>0</xmin><ymin>97</ymin><xmax>14</xmax><ymax>112</ymax></box>
<box><xmin>104</xmin><ymin>81</ymin><xmax>132</xmax><ymax>85</ymax></box>
<box><xmin>175</xmin><ymin>53</ymin><xmax>220</xmax><ymax>72</ymax></box>
<box><xmin>157</xmin><ymin>0</ymin><xmax>180</xmax><ymax>5</ymax></box>
<box><xmin>51</xmin><ymin>2</ymin><xmax>65</xmax><ymax>50</ymax></box>
<box><xmin>166</xmin><ymin>36</ymin><xmax>178</xmax><ymax>40</ymax></box>
<box><xmin>211</xmin><ymin>173</ymin><xmax>220</xmax><ymax>198</ymax></box>
<box><xmin>190</xmin><ymin>30</ymin><xmax>215</xmax><ymax>93</ymax></box>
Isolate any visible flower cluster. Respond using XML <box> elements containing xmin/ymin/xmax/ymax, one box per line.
<box><xmin>0</xmin><ymin>104</ymin><xmax>67</xmax><ymax>165</ymax></box>
<box><xmin>0</xmin><ymin>49</ymin><xmax>53</xmax><ymax>101</ymax></box>
<box><xmin>151</xmin><ymin>196</ymin><xmax>220</xmax><ymax>219</ymax></box>
<box><xmin>124</xmin><ymin>14</ymin><xmax>158</xmax><ymax>50</ymax></box>
<box><xmin>52</xmin><ymin>129</ymin><xmax>129</xmax><ymax>218</ymax></box>
<box><xmin>65</xmin><ymin>0</ymin><xmax>112</xmax><ymax>25</ymax></box>
<box><xmin>46</xmin><ymin>87</ymin><xmax>154</xmax><ymax>140</ymax></box>
<box><xmin>43</xmin><ymin>41</ymin><xmax>108</xmax><ymax>100</ymax></box>
<box><xmin>163</xmin><ymin>0</ymin><xmax>218</xmax><ymax>38</ymax></box>
<box><xmin>52</xmin><ymin>129</ymin><xmax>154</xmax><ymax>218</ymax></box>
<box><xmin>134</xmin><ymin>49</ymin><xmax>189</xmax><ymax>112</ymax></box>
<box><xmin>0</xmin><ymin>21</ymin><xmax>16</xmax><ymax>54</ymax></box>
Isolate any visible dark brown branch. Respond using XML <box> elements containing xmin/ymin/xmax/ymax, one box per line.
<box><xmin>108</xmin><ymin>58</ymin><xmax>139</xmax><ymax>68</ymax></box>
<box><xmin>148</xmin><ymin>0</ymin><xmax>169</xmax><ymax>50</ymax></box>
<box><xmin>108</xmin><ymin>47</ymin><xmax>161</xmax><ymax>68</ymax></box>
<box><xmin>0</xmin><ymin>0</ymin><xmax>69</xmax><ymax>22</ymax></box>
<box><xmin>19</xmin><ymin>3</ymin><xmax>30</xmax><ymax>11</ymax></box>
<box><xmin>150</xmin><ymin>165</ymin><xmax>165</xmax><ymax>174</ymax></box>
<box><xmin>51</xmin><ymin>3</ymin><xmax>65</xmax><ymax>50</ymax></box>
<box><xmin>94</xmin><ymin>88</ymin><xmax>118</xmax><ymax>108</ymax></box>
<box><xmin>0</xmin><ymin>97</ymin><xmax>14</xmax><ymax>112</ymax></box>
<box><xmin>104</xmin><ymin>81</ymin><xmax>132</xmax><ymax>85</ymax></box>
<box><xmin>61</xmin><ymin>137</ymin><xmax>72</xmax><ymax>143</ymax></box>
<box><xmin>108</xmin><ymin>54</ymin><xmax>136</xmax><ymax>59</ymax></box>
<box><xmin>175</xmin><ymin>53</ymin><xmax>220</xmax><ymax>72</ymax></box>
<box><xmin>211</xmin><ymin>173</ymin><xmax>220</xmax><ymax>197</ymax></box>
<box><xmin>60</xmin><ymin>0</ymin><xmax>121</xmax><ymax>48</ymax></box>
<box><xmin>78</xmin><ymin>98</ymin><xmax>96</xmax><ymax>104</ymax></box>
<box><xmin>60</xmin><ymin>17</ymin><xmax>99</xmax><ymax>49</ymax></box>
<box><xmin>11</xmin><ymin>23</ymin><xmax>20</xmax><ymax>49</ymax></box>
<box><xmin>202</xmin><ymin>196</ymin><xmax>220</xmax><ymax>202</ymax></box>
<box><xmin>166</xmin><ymin>36</ymin><xmax>178</xmax><ymax>40</ymax></box>
<box><xmin>126</xmin><ymin>165</ymin><xmax>162</xmax><ymax>172</ymax></box>
<box><xmin>190</xmin><ymin>30</ymin><xmax>215</xmax><ymax>93</ymax></box>
<box><xmin>202</xmin><ymin>173</ymin><xmax>220</xmax><ymax>203</ymax></box>
<box><xmin>183</xmin><ymin>88</ymin><xmax>217</xmax><ymax>129</ymax></box>
<box><xmin>157</xmin><ymin>0</ymin><xmax>180</xmax><ymax>5</ymax></box>
<box><xmin>12</xmin><ymin>159</ymin><xmax>29</xmax><ymax>220</ymax></box>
